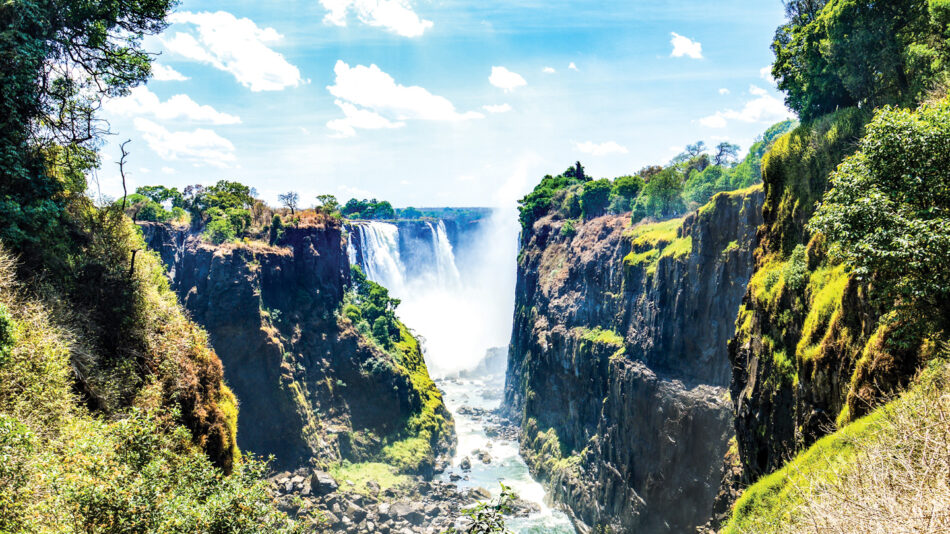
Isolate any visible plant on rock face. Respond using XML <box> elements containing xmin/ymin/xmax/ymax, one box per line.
<box><xmin>445</xmin><ymin>484</ymin><xmax>516</xmax><ymax>534</ymax></box>
<box><xmin>810</xmin><ymin>99</ymin><xmax>950</xmax><ymax>332</ymax></box>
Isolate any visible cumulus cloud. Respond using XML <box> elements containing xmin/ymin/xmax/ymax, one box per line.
<box><xmin>152</xmin><ymin>63</ymin><xmax>189</xmax><ymax>81</ymax></box>
<box><xmin>719</xmin><ymin>88</ymin><xmax>730</xmax><ymax>95</ymax></box>
<box><xmin>671</xmin><ymin>32</ymin><xmax>702</xmax><ymax>59</ymax></box>
<box><xmin>574</xmin><ymin>140</ymin><xmax>629</xmax><ymax>156</ymax></box>
<box><xmin>568</xmin><ymin>62</ymin><xmax>578</xmax><ymax>71</ymax></box>
<box><xmin>106</xmin><ymin>86</ymin><xmax>241</xmax><ymax>125</ymax></box>
<box><xmin>760</xmin><ymin>65</ymin><xmax>777</xmax><ymax>85</ymax></box>
<box><xmin>327</xmin><ymin>100</ymin><xmax>405</xmax><ymax>138</ymax></box>
<box><xmin>482</xmin><ymin>103</ymin><xmax>512</xmax><ymax>114</ymax></box>
<box><xmin>134</xmin><ymin>118</ymin><xmax>236</xmax><ymax>168</ymax></box>
<box><xmin>489</xmin><ymin>66</ymin><xmax>527</xmax><ymax>91</ymax></box>
<box><xmin>164</xmin><ymin>11</ymin><xmax>302</xmax><ymax>92</ymax></box>
<box><xmin>320</xmin><ymin>0</ymin><xmax>432</xmax><ymax>37</ymax></box>
<box><xmin>542</xmin><ymin>66</ymin><xmax>556</xmax><ymax>74</ymax></box>
<box><xmin>699</xmin><ymin>85</ymin><xmax>793</xmax><ymax>128</ymax></box>
<box><xmin>326</xmin><ymin>60</ymin><xmax>482</xmax><ymax>137</ymax></box>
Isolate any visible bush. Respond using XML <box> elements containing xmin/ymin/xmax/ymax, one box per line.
<box><xmin>580</xmin><ymin>179</ymin><xmax>611</xmax><ymax>219</ymax></box>
<box><xmin>811</xmin><ymin>98</ymin><xmax>950</xmax><ymax>327</ymax></box>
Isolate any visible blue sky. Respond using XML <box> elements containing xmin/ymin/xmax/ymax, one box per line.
<box><xmin>96</xmin><ymin>0</ymin><xmax>792</xmax><ymax>208</ymax></box>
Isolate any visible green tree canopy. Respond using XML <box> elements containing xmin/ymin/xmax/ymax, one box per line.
<box><xmin>811</xmin><ymin>98</ymin><xmax>950</xmax><ymax>329</ymax></box>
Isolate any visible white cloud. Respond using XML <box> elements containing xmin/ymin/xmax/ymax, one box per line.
<box><xmin>326</xmin><ymin>60</ymin><xmax>482</xmax><ymax>136</ymax></box>
<box><xmin>321</xmin><ymin>0</ymin><xmax>432</xmax><ymax>37</ymax></box>
<box><xmin>134</xmin><ymin>118</ymin><xmax>236</xmax><ymax>168</ymax></box>
<box><xmin>542</xmin><ymin>66</ymin><xmax>556</xmax><ymax>74</ymax></box>
<box><xmin>574</xmin><ymin>140</ymin><xmax>629</xmax><ymax>156</ymax></box>
<box><xmin>327</xmin><ymin>100</ymin><xmax>405</xmax><ymax>138</ymax></box>
<box><xmin>489</xmin><ymin>66</ymin><xmax>527</xmax><ymax>91</ymax></box>
<box><xmin>106</xmin><ymin>86</ymin><xmax>241</xmax><ymax>125</ymax></box>
<box><xmin>719</xmin><ymin>88</ymin><xmax>730</xmax><ymax>95</ymax></box>
<box><xmin>161</xmin><ymin>167</ymin><xmax>176</xmax><ymax>175</ymax></box>
<box><xmin>568</xmin><ymin>62</ymin><xmax>578</xmax><ymax>71</ymax></box>
<box><xmin>164</xmin><ymin>11</ymin><xmax>302</xmax><ymax>92</ymax></box>
<box><xmin>671</xmin><ymin>32</ymin><xmax>703</xmax><ymax>59</ymax></box>
<box><xmin>760</xmin><ymin>65</ymin><xmax>776</xmax><ymax>85</ymax></box>
<box><xmin>699</xmin><ymin>87</ymin><xmax>793</xmax><ymax>128</ymax></box>
<box><xmin>482</xmin><ymin>103</ymin><xmax>512</xmax><ymax>114</ymax></box>
<box><xmin>152</xmin><ymin>63</ymin><xmax>189</xmax><ymax>81</ymax></box>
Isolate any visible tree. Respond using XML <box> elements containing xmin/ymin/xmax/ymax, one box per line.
<box><xmin>0</xmin><ymin>0</ymin><xmax>175</xmax><ymax>253</ymax></box>
<box><xmin>316</xmin><ymin>194</ymin><xmax>340</xmax><ymax>214</ymax></box>
<box><xmin>580</xmin><ymin>179</ymin><xmax>612</xmax><ymax>219</ymax></box>
<box><xmin>685</xmin><ymin>141</ymin><xmax>708</xmax><ymax>158</ymax></box>
<box><xmin>714</xmin><ymin>142</ymin><xmax>741</xmax><ymax>166</ymax></box>
<box><xmin>278</xmin><ymin>191</ymin><xmax>300</xmax><ymax>216</ymax></box>
<box><xmin>612</xmin><ymin>175</ymin><xmax>644</xmax><ymax>199</ymax></box>
<box><xmin>811</xmin><ymin>99</ymin><xmax>950</xmax><ymax>330</ymax></box>
<box><xmin>772</xmin><ymin>0</ymin><xmax>946</xmax><ymax>121</ymax></box>
<box><xmin>639</xmin><ymin>168</ymin><xmax>685</xmax><ymax>219</ymax></box>
<box><xmin>563</xmin><ymin>161</ymin><xmax>587</xmax><ymax>182</ymax></box>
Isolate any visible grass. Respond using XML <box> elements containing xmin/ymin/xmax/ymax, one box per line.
<box><xmin>722</xmin><ymin>356</ymin><xmax>950</xmax><ymax>534</ymax></box>
<box><xmin>795</xmin><ymin>265</ymin><xmax>849</xmax><ymax>364</ymax></box>
<box><xmin>329</xmin><ymin>461</ymin><xmax>409</xmax><ymax>496</ymax></box>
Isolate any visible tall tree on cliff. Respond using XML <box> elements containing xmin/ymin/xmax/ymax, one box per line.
<box><xmin>0</xmin><ymin>0</ymin><xmax>175</xmax><ymax>258</ymax></box>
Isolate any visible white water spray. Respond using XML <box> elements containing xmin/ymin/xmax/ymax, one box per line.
<box><xmin>349</xmin><ymin>211</ymin><xmax>519</xmax><ymax>377</ymax></box>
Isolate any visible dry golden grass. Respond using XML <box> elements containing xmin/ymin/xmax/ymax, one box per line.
<box><xmin>788</xmin><ymin>360</ymin><xmax>950</xmax><ymax>534</ymax></box>
<box><xmin>727</xmin><ymin>355</ymin><xmax>950</xmax><ymax>534</ymax></box>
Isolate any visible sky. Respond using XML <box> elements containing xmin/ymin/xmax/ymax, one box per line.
<box><xmin>94</xmin><ymin>0</ymin><xmax>793</xmax><ymax>208</ymax></box>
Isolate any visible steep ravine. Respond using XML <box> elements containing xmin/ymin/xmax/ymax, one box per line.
<box><xmin>140</xmin><ymin>220</ymin><xmax>454</xmax><ymax>473</ymax></box>
<box><xmin>505</xmin><ymin>187</ymin><xmax>765</xmax><ymax>532</ymax></box>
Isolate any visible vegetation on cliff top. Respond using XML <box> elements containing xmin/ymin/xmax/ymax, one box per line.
<box><xmin>516</xmin><ymin>121</ymin><xmax>794</xmax><ymax>235</ymax></box>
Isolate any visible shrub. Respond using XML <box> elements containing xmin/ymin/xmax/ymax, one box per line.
<box><xmin>580</xmin><ymin>179</ymin><xmax>612</xmax><ymax>219</ymax></box>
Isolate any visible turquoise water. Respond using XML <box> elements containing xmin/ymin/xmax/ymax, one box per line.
<box><xmin>436</xmin><ymin>377</ymin><xmax>575</xmax><ymax>534</ymax></box>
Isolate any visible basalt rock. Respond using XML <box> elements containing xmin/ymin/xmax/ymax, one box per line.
<box><xmin>141</xmin><ymin>220</ymin><xmax>454</xmax><ymax>471</ymax></box>
<box><xmin>505</xmin><ymin>188</ymin><xmax>764</xmax><ymax>532</ymax></box>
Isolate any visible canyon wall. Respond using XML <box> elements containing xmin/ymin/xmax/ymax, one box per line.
<box><xmin>505</xmin><ymin>187</ymin><xmax>764</xmax><ymax>532</ymax></box>
<box><xmin>141</xmin><ymin>219</ymin><xmax>454</xmax><ymax>472</ymax></box>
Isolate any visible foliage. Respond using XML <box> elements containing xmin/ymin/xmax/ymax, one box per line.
<box><xmin>636</xmin><ymin>168</ymin><xmax>685</xmax><ymax>219</ymax></box>
<box><xmin>315</xmin><ymin>194</ymin><xmax>341</xmax><ymax>217</ymax></box>
<box><xmin>345</xmin><ymin>266</ymin><xmax>401</xmax><ymax>349</ymax></box>
<box><xmin>560</xmin><ymin>219</ymin><xmax>577</xmax><ymax>238</ymax></box>
<box><xmin>772</xmin><ymin>0</ymin><xmax>950</xmax><ymax>121</ymax></box>
<box><xmin>269</xmin><ymin>214</ymin><xmax>286</xmax><ymax>245</ymax></box>
<box><xmin>580</xmin><ymin>179</ymin><xmax>612</xmax><ymax>219</ymax></box>
<box><xmin>0</xmin><ymin>246</ymin><xmax>292</xmax><ymax>532</ymax></box>
<box><xmin>810</xmin><ymin>98</ymin><xmax>950</xmax><ymax>330</ymax></box>
<box><xmin>341</xmin><ymin>198</ymin><xmax>396</xmax><ymax>220</ymax></box>
<box><xmin>517</xmin><ymin>172</ymin><xmax>586</xmax><ymax>230</ymax></box>
<box><xmin>447</xmin><ymin>484</ymin><xmax>516</xmax><ymax>534</ymax></box>
<box><xmin>0</xmin><ymin>0</ymin><xmax>174</xmax><ymax>255</ymax></box>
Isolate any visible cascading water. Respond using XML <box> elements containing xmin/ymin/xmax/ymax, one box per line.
<box><xmin>348</xmin><ymin>212</ymin><xmax>572</xmax><ymax>533</ymax></box>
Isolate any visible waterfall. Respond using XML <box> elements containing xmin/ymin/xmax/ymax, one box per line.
<box><xmin>353</xmin><ymin>222</ymin><xmax>406</xmax><ymax>293</ymax></box>
<box><xmin>348</xmin><ymin>213</ymin><xmax>518</xmax><ymax>376</ymax></box>
<box><xmin>426</xmin><ymin>221</ymin><xmax>462</xmax><ymax>288</ymax></box>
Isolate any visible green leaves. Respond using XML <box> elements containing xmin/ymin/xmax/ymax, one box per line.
<box><xmin>811</xmin><ymin>98</ymin><xmax>950</xmax><ymax>325</ymax></box>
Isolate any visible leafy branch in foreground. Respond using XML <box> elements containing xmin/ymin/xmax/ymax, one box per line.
<box><xmin>445</xmin><ymin>484</ymin><xmax>516</xmax><ymax>534</ymax></box>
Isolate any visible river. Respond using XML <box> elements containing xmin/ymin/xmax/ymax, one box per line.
<box><xmin>347</xmin><ymin>213</ymin><xmax>575</xmax><ymax>533</ymax></box>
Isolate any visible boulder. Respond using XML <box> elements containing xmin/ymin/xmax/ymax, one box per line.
<box><xmin>310</xmin><ymin>470</ymin><xmax>339</xmax><ymax>496</ymax></box>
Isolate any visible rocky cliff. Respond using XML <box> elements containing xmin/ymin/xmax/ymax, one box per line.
<box><xmin>141</xmin><ymin>219</ymin><xmax>454</xmax><ymax>473</ymax></box>
<box><xmin>505</xmin><ymin>186</ymin><xmax>764</xmax><ymax>532</ymax></box>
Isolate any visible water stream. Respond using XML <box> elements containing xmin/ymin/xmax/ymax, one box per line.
<box><xmin>348</xmin><ymin>214</ymin><xmax>574</xmax><ymax>533</ymax></box>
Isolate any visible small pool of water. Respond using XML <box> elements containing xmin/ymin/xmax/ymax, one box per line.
<box><xmin>436</xmin><ymin>376</ymin><xmax>575</xmax><ymax>533</ymax></box>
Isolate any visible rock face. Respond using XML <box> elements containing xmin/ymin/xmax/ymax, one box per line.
<box><xmin>141</xmin><ymin>220</ymin><xmax>454</xmax><ymax>471</ymax></box>
<box><xmin>504</xmin><ymin>187</ymin><xmax>764</xmax><ymax>532</ymax></box>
